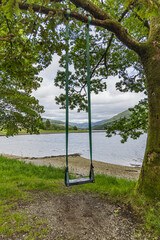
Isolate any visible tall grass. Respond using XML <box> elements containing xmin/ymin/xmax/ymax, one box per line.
<box><xmin>0</xmin><ymin>155</ymin><xmax>67</xmax><ymax>200</ymax></box>
<box><xmin>0</xmin><ymin>155</ymin><xmax>64</xmax><ymax>179</ymax></box>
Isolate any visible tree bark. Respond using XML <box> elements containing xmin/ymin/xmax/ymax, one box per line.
<box><xmin>137</xmin><ymin>42</ymin><xmax>160</xmax><ymax>199</ymax></box>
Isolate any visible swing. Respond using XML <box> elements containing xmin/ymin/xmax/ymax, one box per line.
<box><xmin>65</xmin><ymin>10</ymin><xmax>95</xmax><ymax>187</ymax></box>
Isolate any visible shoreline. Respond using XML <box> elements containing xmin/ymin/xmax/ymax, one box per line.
<box><xmin>1</xmin><ymin>154</ymin><xmax>141</xmax><ymax>180</ymax></box>
<box><xmin>0</xmin><ymin>130</ymin><xmax>106</xmax><ymax>137</ymax></box>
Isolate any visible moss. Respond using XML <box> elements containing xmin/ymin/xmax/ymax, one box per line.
<box><xmin>136</xmin><ymin>38</ymin><xmax>160</xmax><ymax>200</ymax></box>
<box><xmin>137</xmin><ymin>154</ymin><xmax>160</xmax><ymax>200</ymax></box>
<box><xmin>148</xmin><ymin>152</ymin><xmax>159</xmax><ymax>164</ymax></box>
<box><xmin>148</xmin><ymin>16</ymin><xmax>160</xmax><ymax>43</ymax></box>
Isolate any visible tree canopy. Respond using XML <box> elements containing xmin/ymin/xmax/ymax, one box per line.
<box><xmin>0</xmin><ymin>0</ymin><xmax>151</xmax><ymax>137</ymax></box>
<box><xmin>0</xmin><ymin>5</ymin><xmax>44</xmax><ymax>135</ymax></box>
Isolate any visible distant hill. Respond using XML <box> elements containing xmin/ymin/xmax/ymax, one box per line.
<box><xmin>42</xmin><ymin>118</ymin><xmax>107</xmax><ymax>129</ymax></box>
<box><xmin>43</xmin><ymin>118</ymin><xmax>85</xmax><ymax>128</ymax></box>
<box><xmin>43</xmin><ymin>110</ymin><xmax>131</xmax><ymax>130</ymax></box>
<box><xmin>42</xmin><ymin>118</ymin><xmax>65</xmax><ymax>127</ymax></box>
<box><xmin>92</xmin><ymin>110</ymin><xmax>131</xmax><ymax>130</ymax></box>
<box><xmin>69</xmin><ymin>119</ymin><xmax>107</xmax><ymax>129</ymax></box>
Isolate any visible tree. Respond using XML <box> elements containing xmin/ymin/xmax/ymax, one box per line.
<box><xmin>0</xmin><ymin>0</ymin><xmax>160</xmax><ymax>199</ymax></box>
<box><xmin>45</xmin><ymin>119</ymin><xmax>51</xmax><ymax>129</ymax></box>
<box><xmin>0</xmin><ymin>4</ymin><xmax>45</xmax><ymax>136</ymax></box>
<box><xmin>72</xmin><ymin>126</ymin><xmax>78</xmax><ymax>130</ymax></box>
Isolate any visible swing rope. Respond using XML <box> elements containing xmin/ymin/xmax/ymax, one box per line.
<box><xmin>86</xmin><ymin>16</ymin><xmax>93</xmax><ymax>167</ymax></box>
<box><xmin>65</xmin><ymin>11</ymin><xmax>94</xmax><ymax>186</ymax></box>
<box><xmin>65</xmin><ymin>9</ymin><xmax>70</xmax><ymax>171</ymax></box>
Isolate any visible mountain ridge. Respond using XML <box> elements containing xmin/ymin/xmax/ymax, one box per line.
<box><xmin>43</xmin><ymin>109</ymin><xmax>131</xmax><ymax>130</ymax></box>
<box><xmin>92</xmin><ymin>110</ymin><xmax>131</xmax><ymax>130</ymax></box>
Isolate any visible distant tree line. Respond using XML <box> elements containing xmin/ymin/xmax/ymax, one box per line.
<box><xmin>40</xmin><ymin>119</ymin><xmax>78</xmax><ymax>131</ymax></box>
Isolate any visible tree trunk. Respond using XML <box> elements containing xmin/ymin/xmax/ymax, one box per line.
<box><xmin>137</xmin><ymin>43</ymin><xmax>160</xmax><ymax>199</ymax></box>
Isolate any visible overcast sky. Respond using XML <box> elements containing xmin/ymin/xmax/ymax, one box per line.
<box><xmin>32</xmin><ymin>55</ymin><xmax>145</xmax><ymax>123</ymax></box>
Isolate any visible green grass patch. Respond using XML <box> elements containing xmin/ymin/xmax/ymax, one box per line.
<box><xmin>39</xmin><ymin>129</ymin><xmax>87</xmax><ymax>133</ymax></box>
<box><xmin>0</xmin><ymin>156</ymin><xmax>64</xmax><ymax>180</ymax></box>
<box><xmin>0</xmin><ymin>129</ymin><xmax>87</xmax><ymax>135</ymax></box>
<box><xmin>0</xmin><ymin>203</ymin><xmax>49</xmax><ymax>239</ymax></box>
<box><xmin>69</xmin><ymin>174</ymin><xmax>137</xmax><ymax>200</ymax></box>
<box><xmin>0</xmin><ymin>155</ymin><xmax>66</xmax><ymax>197</ymax></box>
<box><xmin>129</xmin><ymin>193</ymin><xmax>160</xmax><ymax>239</ymax></box>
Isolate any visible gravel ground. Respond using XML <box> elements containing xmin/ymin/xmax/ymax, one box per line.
<box><xmin>15</xmin><ymin>193</ymin><xmax>140</xmax><ymax>240</ymax></box>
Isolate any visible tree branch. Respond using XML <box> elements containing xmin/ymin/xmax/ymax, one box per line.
<box><xmin>0</xmin><ymin>0</ymin><xmax>142</xmax><ymax>54</ymax></box>
<box><xmin>90</xmin><ymin>34</ymin><xmax>114</xmax><ymax>79</ymax></box>
<box><xmin>134</xmin><ymin>13</ymin><xmax>150</xmax><ymax>29</ymax></box>
<box><xmin>0</xmin><ymin>37</ymin><xmax>10</xmax><ymax>41</ymax></box>
<box><xmin>91</xmin><ymin>7</ymin><xmax>130</xmax><ymax>78</ymax></box>
<box><xmin>50</xmin><ymin>0</ymin><xmax>63</xmax><ymax>2</ymax></box>
<box><xmin>70</xmin><ymin>0</ymin><xmax>112</xmax><ymax>20</ymax></box>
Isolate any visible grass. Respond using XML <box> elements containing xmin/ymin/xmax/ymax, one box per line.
<box><xmin>69</xmin><ymin>173</ymin><xmax>137</xmax><ymax>199</ymax></box>
<box><xmin>0</xmin><ymin>155</ymin><xmax>159</xmax><ymax>239</ymax></box>
<box><xmin>0</xmin><ymin>156</ymin><xmax>66</xmax><ymax>239</ymax></box>
<box><xmin>0</xmin><ymin>129</ymin><xmax>88</xmax><ymax>135</ymax></box>
<box><xmin>0</xmin><ymin>156</ymin><xmax>66</xmax><ymax>194</ymax></box>
<box><xmin>39</xmin><ymin>129</ymin><xmax>87</xmax><ymax>133</ymax></box>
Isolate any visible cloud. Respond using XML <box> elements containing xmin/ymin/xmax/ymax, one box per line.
<box><xmin>32</xmin><ymin>58</ymin><xmax>145</xmax><ymax>123</ymax></box>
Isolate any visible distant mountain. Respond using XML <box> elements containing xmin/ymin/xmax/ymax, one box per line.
<box><xmin>92</xmin><ymin>110</ymin><xmax>131</xmax><ymax>130</ymax></box>
<box><xmin>69</xmin><ymin>122</ymin><xmax>88</xmax><ymax>129</ymax></box>
<box><xmin>69</xmin><ymin>119</ymin><xmax>107</xmax><ymax>129</ymax></box>
<box><xmin>43</xmin><ymin>110</ymin><xmax>131</xmax><ymax>130</ymax></box>
<box><xmin>42</xmin><ymin>118</ymin><xmax>107</xmax><ymax>129</ymax></box>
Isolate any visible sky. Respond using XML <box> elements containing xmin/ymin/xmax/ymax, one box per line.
<box><xmin>32</xmin><ymin>55</ymin><xmax>145</xmax><ymax>123</ymax></box>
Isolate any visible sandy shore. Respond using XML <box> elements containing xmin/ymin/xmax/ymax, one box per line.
<box><xmin>2</xmin><ymin>154</ymin><xmax>141</xmax><ymax>180</ymax></box>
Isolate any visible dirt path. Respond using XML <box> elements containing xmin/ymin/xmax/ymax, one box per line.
<box><xmin>16</xmin><ymin>192</ymin><xmax>139</xmax><ymax>240</ymax></box>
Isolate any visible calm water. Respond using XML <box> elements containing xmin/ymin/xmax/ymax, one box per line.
<box><xmin>0</xmin><ymin>132</ymin><xmax>147</xmax><ymax>167</ymax></box>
